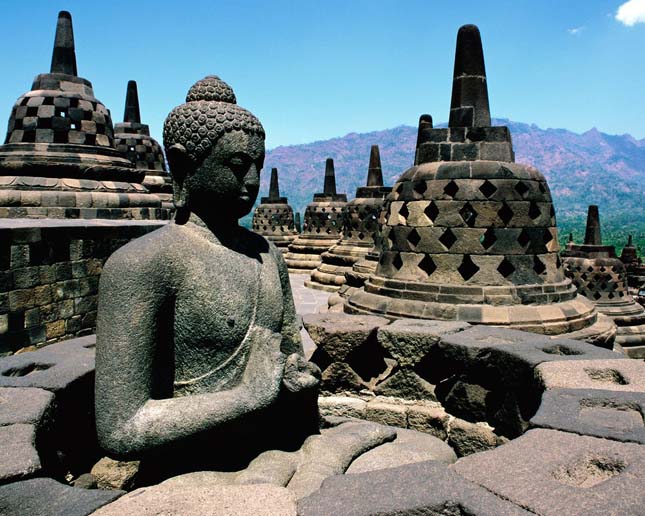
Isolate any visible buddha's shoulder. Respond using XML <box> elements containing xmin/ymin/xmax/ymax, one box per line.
<box><xmin>103</xmin><ymin>223</ymin><xmax>194</xmax><ymax>274</ymax></box>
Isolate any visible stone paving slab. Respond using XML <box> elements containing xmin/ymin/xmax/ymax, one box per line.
<box><xmin>530</xmin><ymin>388</ymin><xmax>645</xmax><ymax>444</ymax></box>
<box><xmin>536</xmin><ymin>358</ymin><xmax>645</xmax><ymax>393</ymax></box>
<box><xmin>0</xmin><ymin>387</ymin><xmax>54</xmax><ymax>427</ymax></box>
<box><xmin>0</xmin><ymin>477</ymin><xmax>124</xmax><ymax>516</ymax></box>
<box><xmin>298</xmin><ymin>459</ymin><xmax>530</xmax><ymax>516</ymax></box>
<box><xmin>453</xmin><ymin>428</ymin><xmax>645</xmax><ymax>516</ymax></box>
<box><xmin>0</xmin><ymin>424</ymin><xmax>42</xmax><ymax>484</ymax></box>
<box><xmin>290</xmin><ymin>274</ymin><xmax>330</xmax><ymax>316</ymax></box>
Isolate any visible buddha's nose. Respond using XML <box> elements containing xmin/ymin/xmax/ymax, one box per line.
<box><xmin>244</xmin><ymin>164</ymin><xmax>260</xmax><ymax>188</ymax></box>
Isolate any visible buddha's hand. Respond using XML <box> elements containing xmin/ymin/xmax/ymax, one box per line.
<box><xmin>282</xmin><ymin>353</ymin><xmax>321</xmax><ymax>393</ymax></box>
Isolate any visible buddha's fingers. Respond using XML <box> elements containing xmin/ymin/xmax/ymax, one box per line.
<box><xmin>286</xmin><ymin>421</ymin><xmax>396</xmax><ymax>499</ymax></box>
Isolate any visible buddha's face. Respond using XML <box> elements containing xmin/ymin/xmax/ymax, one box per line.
<box><xmin>184</xmin><ymin>130</ymin><xmax>265</xmax><ymax>220</ymax></box>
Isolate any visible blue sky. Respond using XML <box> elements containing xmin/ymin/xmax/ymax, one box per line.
<box><xmin>0</xmin><ymin>0</ymin><xmax>643</xmax><ymax>149</ymax></box>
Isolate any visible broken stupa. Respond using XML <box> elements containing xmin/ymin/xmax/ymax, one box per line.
<box><xmin>285</xmin><ymin>158</ymin><xmax>347</xmax><ymax>273</ymax></box>
<box><xmin>345</xmin><ymin>24</ymin><xmax>615</xmax><ymax>347</ymax></box>
<box><xmin>251</xmin><ymin>167</ymin><xmax>298</xmax><ymax>252</ymax></box>
<box><xmin>308</xmin><ymin>145</ymin><xmax>391</xmax><ymax>291</ymax></box>
<box><xmin>0</xmin><ymin>11</ymin><xmax>167</xmax><ymax>220</ymax></box>
<box><xmin>563</xmin><ymin>206</ymin><xmax>645</xmax><ymax>357</ymax></box>
<box><xmin>114</xmin><ymin>80</ymin><xmax>173</xmax><ymax>210</ymax></box>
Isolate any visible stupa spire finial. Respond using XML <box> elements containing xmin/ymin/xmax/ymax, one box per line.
<box><xmin>269</xmin><ymin>167</ymin><xmax>280</xmax><ymax>199</ymax></box>
<box><xmin>366</xmin><ymin>145</ymin><xmax>383</xmax><ymax>187</ymax></box>
<box><xmin>123</xmin><ymin>80</ymin><xmax>141</xmax><ymax>124</ymax></box>
<box><xmin>584</xmin><ymin>205</ymin><xmax>602</xmax><ymax>245</ymax></box>
<box><xmin>323</xmin><ymin>158</ymin><xmax>337</xmax><ymax>195</ymax></box>
<box><xmin>50</xmin><ymin>11</ymin><xmax>77</xmax><ymax>76</ymax></box>
<box><xmin>448</xmin><ymin>24</ymin><xmax>490</xmax><ymax>128</ymax></box>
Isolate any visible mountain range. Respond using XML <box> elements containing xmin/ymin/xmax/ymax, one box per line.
<box><xmin>250</xmin><ymin>120</ymin><xmax>645</xmax><ymax>253</ymax></box>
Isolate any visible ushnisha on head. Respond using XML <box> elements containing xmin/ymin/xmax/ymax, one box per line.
<box><xmin>163</xmin><ymin>76</ymin><xmax>266</xmax><ymax>223</ymax></box>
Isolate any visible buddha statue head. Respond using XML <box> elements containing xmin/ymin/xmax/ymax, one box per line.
<box><xmin>163</xmin><ymin>76</ymin><xmax>265</xmax><ymax>224</ymax></box>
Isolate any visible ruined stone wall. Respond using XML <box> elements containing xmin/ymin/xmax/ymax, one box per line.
<box><xmin>0</xmin><ymin>220</ymin><xmax>164</xmax><ymax>353</ymax></box>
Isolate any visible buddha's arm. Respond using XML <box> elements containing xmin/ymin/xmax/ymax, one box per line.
<box><xmin>95</xmin><ymin>245</ymin><xmax>285</xmax><ymax>459</ymax></box>
<box><xmin>275</xmin><ymin>247</ymin><xmax>304</xmax><ymax>355</ymax></box>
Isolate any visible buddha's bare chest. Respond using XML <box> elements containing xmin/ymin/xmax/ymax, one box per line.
<box><xmin>171</xmin><ymin>247</ymin><xmax>283</xmax><ymax>384</ymax></box>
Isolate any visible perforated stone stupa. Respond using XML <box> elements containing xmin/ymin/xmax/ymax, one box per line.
<box><xmin>285</xmin><ymin>158</ymin><xmax>347</xmax><ymax>273</ymax></box>
<box><xmin>345</xmin><ymin>25</ymin><xmax>614</xmax><ymax>347</ymax></box>
<box><xmin>0</xmin><ymin>12</ymin><xmax>165</xmax><ymax>220</ymax></box>
<box><xmin>114</xmin><ymin>81</ymin><xmax>173</xmax><ymax>210</ymax></box>
<box><xmin>563</xmin><ymin>206</ymin><xmax>645</xmax><ymax>357</ymax></box>
<box><xmin>308</xmin><ymin>145</ymin><xmax>391</xmax><ymax>292</ymax></box>
<box><xmin>251</xmin><ymin>167</ymin><xmax>298</xmax><ymax>251</ymax></box>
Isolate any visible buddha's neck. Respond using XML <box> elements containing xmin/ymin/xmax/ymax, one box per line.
<box><xmin>184</xmin><ymin>212</ymin><xmax>242</xmax><ymax>243</ymax></box>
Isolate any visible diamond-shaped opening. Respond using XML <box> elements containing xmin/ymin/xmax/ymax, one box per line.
<box><xmin>424</xmin><ymin>202</ymin><xmax>439</xmax><ymax>222</ymax></box>
<box><xmin>398</xmin><ymin>203</ymin><xmax>410</xmax><ymax>221</ymax></box>
<box><xmin>533</xmin><ymin>256</ymin><xmax>547</xmax><ymax>275</ymax></box>
<box><xmin>515</xmin><ymin>181</ymin><xmax>530</xmax><ymax>198</ymax></box>
<box><xmin>444</xmin><ymin>180</ymin><xmax>459</xmax><ymax>198</ymax></box>
<box><xmin>608</xmin><ymin>292</ymin><xmax>615</xmax><ymax>299</ymax></box>
<box><xmin>392</xmin><ymin>253</ymin><xmax>403</xmax><ymax>270</ymax></box>
<box><xmin>517</xmin><ymin>229</ymin><xmax>530</xmax><ymax>247</ymax></box>
<box><xmin>550</xmin><ymin>205</ymin><xmax>556</xmax><ymax>219</ymax></box>
<box><xmin>497</xmin><ymin>257</ymin><xmax>516</xmax><ymax>278</ymax></box>
<box><xmin>407</xmin><ymin>228</ymin><xmax>422</xmax><ymax>247</ymax></box>
<box><xmin>414</xmin><ymin>181</ymin><xmax>427</xmax><ymax>195</ymax></box>
<box><xmin>528</xmin><ymin>201</ymin><xmax>541</xmax><ymax>220</ymax></box>
<box><xmin>439</xmin><ymin>228</ymin><xmax>458</xmax><ymax>250</ymax></box>
<box><xmin>543</xmin><ymin>228</ymin><xmax>553</xmax><ymax>245</ymax></box>
<box><xmin>358</xmin><ymin>232</ymin><xmax>365</xmax><ymax>240</ymax></box>
<box><xmin>479</xmin><ymin>180</ymin><xmax>497</xmax><ymax>198</ymax></box>
<box><xmin>459</xmin><ymin>202</ymin><xmax>477</xmax><ymax>227</ymax></box>
<box><xmin>418</xmin><ymin>254</ymin><xmax>437</xmax><ymax>277</ymax></box>
<box><xmin>346</xmin><ymin>338</ymin><xmax>391</xmax><ymax>383</ymax></box>
<box><xmin>593</xmin><ymin>291</ymin><xmax>602</xmax><ymax>300</ymax></box>
<box><xmin>458</xmin><ymin>255</ymin><xmax>480</xmax><ymax>281</ymax></box>
<box><xmin>498</xmin><ymin>202</ymin><xmax>514</xmax><ymax>226</ymax></box>
<box><xmin>395</xmin><ymin>183</ymin><xmax>404</xmax><ymax>195</ymax></box>
<box><xmin>310</xmin><ymin>346</ymin><xmax>333</xmax><ymax>372</ymax></box>
<box><xmin>480</xmin><ymin>228</ymin><xmax>497</xmax><ymax>250</ymax></box>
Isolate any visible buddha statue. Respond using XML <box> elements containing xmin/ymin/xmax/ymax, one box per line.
<box><xmin>94</xmin><ymin>76</ymin><xmax>321</xmax><ymax>474</ymax></box>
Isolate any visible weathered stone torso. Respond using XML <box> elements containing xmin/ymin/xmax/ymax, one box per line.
<box><xmin>143</xmin><ymin>222</ymin><xmax>286</xmax><ymax>396</ymax></box>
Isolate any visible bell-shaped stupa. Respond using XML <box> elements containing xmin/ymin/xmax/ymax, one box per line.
<box><xmin>343</xmin><ymin>116</ymin><xmax>434</xmax><ymax>296</ymax></box>
<box><xmin>114</xmin><ymin>81</ymin><xmax>173</xmax><ymax>210</ymax></box>
<box><xmin>284</xmin><ymin>158</ymin><xmax>347</xmax><ymax>273</ymax></box>
<box><xmin>564</xmin><ymin>206</ymin><xmax>645</xmax><ymax>357</ymax></box>
<box><xmin>345</xmin><ymin>25</ymin><xmax>615</xmax><ymax>347</ymax></box>
<box><xmin>0</xmin><ymin>11</ymin><xmax>165</xmax><ymax>220</ymax></box>
<box><xmin>252</xmin><ymin>167</ymin><xmax>298</xmax><ymax>251</ymax></box>
<box><xmin>308</xmin><ymin>145</ymin><xmax>391</xmax><ymax>291</ymax></box>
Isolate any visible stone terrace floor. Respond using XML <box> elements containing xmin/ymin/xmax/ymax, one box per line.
<box><xmin>290</xmin><ymin>273</ymin><xmax>329</xmax><ymax>358</ymax></box>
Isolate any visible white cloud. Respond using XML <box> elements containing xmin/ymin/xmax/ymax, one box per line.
<box><xmin>616</xmin><ymin>0</ymin><xmax>645</xmax><ymax>26</ymax></box>
<box><xmin>568</xmin><ymin>26</ymin><xmax>584</xmax><ymax>35</ymax></box>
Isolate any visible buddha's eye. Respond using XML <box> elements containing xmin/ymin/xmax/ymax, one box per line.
<box><xmin>228</xmin><ymin>155</ymin><xmax>248</xmax><ymax>176</ymax></box>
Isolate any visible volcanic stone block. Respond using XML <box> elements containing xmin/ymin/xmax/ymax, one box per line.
<box><xmin>0</xmin><ymin>424</ymin><xmax>41</xmax><ymax>484</ymax></box>
<box><xmin>406</xmin><ymin>405</ymin><xmax>450</xmax><ymax>440</ymax></box>
<box><xmin>92</xmin><ymin>483</ymin><xmax>294</xmax><ymax>516</ymax></box>
<box><xmin>376</xmin><ymin>319</ymin><xmax>470</xmax><ymax>368</ymax></box>
<box><xmin>345</xmin><ymin>427</ymin><xmax>456</xmax><ymax>474</ymax></box>
<box><xmin>453</xmin><ymin>429</ymin><xmax>645</xmax><ymax>516</ymax></box>
<box><xmin>0</xmin><ymin>477</ymin><xmax>124</xmax><ymax>516</ymax></box>
<box><xmin>447</xmin><ymin>418</ymin><xmax>507</xmax><ymax>457</ymax></box>
<box><xmin>297</xmin><ymin>458</ymin><xmax>530</xmax><ymax>516</ymax></box>
<box><xmin>0</xmin><ymin>336</ymin><xmax>94</xmax><ymax>392</ymax></box>
<box><xmin>530</xmin><ymin>388</ymin><xmax>645</xmax><ymax>444</ymax></box>
<box><xmin>0</xmin><ymin>387</ymin><xmax>54</xmax><ymax>427</ymax></box>
<box><xmin>536</xmin><ymin>358</ymin><xmax>645</xmax><ymax>392</ymax></box>
<box><xmin>303</xmin><ymin>313</ymin><xmax>390</xmax><ymax>361</ymax></box>
<box><xmin>318</xmin><ymin>396</ymin><xmax>367</xmax><ymax>420</ymax></box>
<box><xmin>373</xmin><ymin>368</ymin><xmax>437</xmax><ymax>400</ymax></box>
